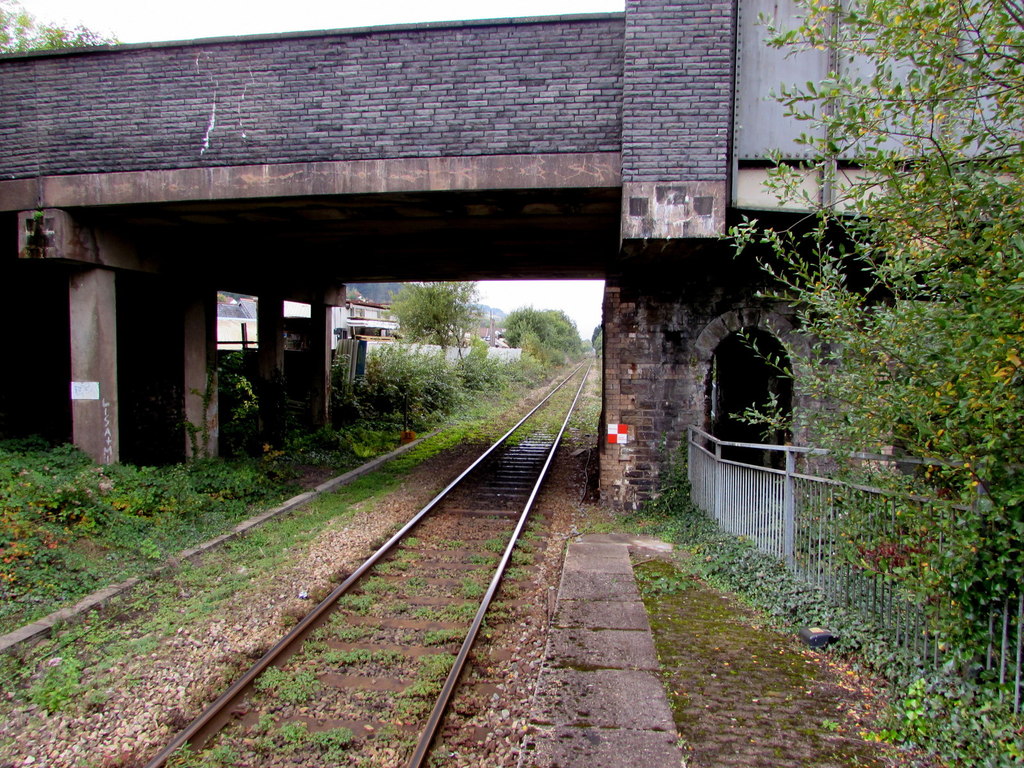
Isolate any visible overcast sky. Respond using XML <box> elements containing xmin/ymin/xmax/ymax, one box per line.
<box><xmin>19</xmin><ymin>0</ymin><xmax>624</xmax><ymax>42</ymax></box>
<box><xmin>18</xmin><ymin>0</ymin><xmax>618</xmax><ymax>338</ymax></box>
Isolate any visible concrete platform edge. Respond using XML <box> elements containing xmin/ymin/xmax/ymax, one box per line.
<box><xmin>520</xmin><ymin>535</ymin><xmax>684</xmax><ymax>768</ymax></box>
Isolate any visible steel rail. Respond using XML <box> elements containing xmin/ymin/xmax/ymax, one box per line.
<box><xmin>141</xmin><ymin>362</ymin><xmax>587</xmax><ymax>768</ymax></box>
<box><xmin>407</xmin><ymin>362</ymin><xmax>592</xmax><ymax>768</ymax></box>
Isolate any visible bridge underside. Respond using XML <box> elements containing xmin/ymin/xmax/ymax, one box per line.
<box><xmin>65</xmin><ymin>186</ymin><xmax>620</xmax><ymax>284</ymax></box>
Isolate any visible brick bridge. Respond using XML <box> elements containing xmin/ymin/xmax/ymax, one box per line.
<box><xmin>0</xmin><ymin>0</ymin><xmax>833</xmax><ymax>508</ymax></box>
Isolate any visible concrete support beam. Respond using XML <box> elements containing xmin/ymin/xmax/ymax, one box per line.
<box><xmin>257</xmin><ymin>292</ymin><xmax>286</xmax><ymax>444</ymax></box>
<box><xmin>183</xmin><ymin>289</ymin><xmax>219</xmax><ymax>458</ymax></box>
<box><xmin>17</xmin><ymin>208</ymin><xmax>153</xmax><ymax>271</ymax></box>
<box><xmin>620</xmin><ymin>180</ymin><xmax>727</xmax><ymax>240</ymax></box>
<box><xmin>69</xmin><ymin>268</ymin><xmax>118</xmax><ymax>464</ymax></box>
<box><xmin>309</xmin><ymin>300</ymin><xmax>337</xmax><ymax>428</ymax></box>
<box><xmin>0</xmin><ymin>154</ymin><xmax>622</xmax><ymax>212</ymax></box>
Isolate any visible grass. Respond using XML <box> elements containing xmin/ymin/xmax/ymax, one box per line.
<box><xmin>253</xmin><ymin>666</ymin><xmax>320</xmax><ymax>705</ymax></box>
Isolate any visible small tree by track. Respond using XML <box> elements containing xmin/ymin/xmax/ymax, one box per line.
<box><xmin>390</xmin><ymin>282</ymin><xmax>480</xmax><ymax>355</ymax></box>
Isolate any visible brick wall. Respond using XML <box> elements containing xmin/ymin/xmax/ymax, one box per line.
<box><xmin>600</xmin><ymin>244</ymin><xmax>788</xmax><ymax>509</ymax></box>
<box><xmin>621</xmin><ymin>0</ymin><xmax>736</xmax><ymax>184</ymax></box>
<box><xmin>0</xmin><ymin>16</ymin><xmax>624</xmax><ymax>179</ymax></box>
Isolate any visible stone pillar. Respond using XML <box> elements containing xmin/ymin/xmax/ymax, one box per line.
<box><xmin>309</xmin><ymin>300</ymin><xmax>335</xmax><ymax>428</ymax></box>
<box><xmin>183</xmin><ymin>289</ymin><xmax>219</xmax><ymax>458</ymax></box>
<box><xmin>69</xmin><ymin>268</ymin><xmax>118</xmax><ymax>464</ymax></box>
<box><xmin>257</xmin><ymin>292</ymin><xmax>286</xmax><ymax>444</ymax></box>
<box><xmin>599</xmin><ymin>247</ymin><xmax>786</xmax><ymax>510</ymax></box>
<box><xmin>600</xmin><ymin>279</ymin><xmax>645</xmax><ymax>510</ymax></box>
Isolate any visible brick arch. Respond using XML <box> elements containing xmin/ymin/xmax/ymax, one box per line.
<box><xmin>690</xmin><ymin>305</ymin><xmax>810</xmax><ymax>440</ymax></box>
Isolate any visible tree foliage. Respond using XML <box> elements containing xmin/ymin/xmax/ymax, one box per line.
<box><xmin>390</xmin><ymin>282</ymin><xmax>480</xmax><ymax>352</ymax></box>
<box><xmin>503</xmin><ymin>307</ymin><xmax>583</xmax><ymax>366</ymax></box>
<box><xmin>733</xmin><ymin>0</ymin><xmax>1024</xmax><ymax>648</ymax></box>
<box><xmin>0</xmin><ymin>0</ymin><xmax>115</xmax><ymax>52</ymax></box>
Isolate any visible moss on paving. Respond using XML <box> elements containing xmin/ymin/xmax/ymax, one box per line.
<box><xmin>636</xmin><ymin>558</ymin><xmax>896</xmax><ymax>768</ymax></box>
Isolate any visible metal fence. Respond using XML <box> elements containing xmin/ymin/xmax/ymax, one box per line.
<box><xmin>687</xmin><ymin>425</ymin><xmax>1023</xmax><ymax>712</ymax></box>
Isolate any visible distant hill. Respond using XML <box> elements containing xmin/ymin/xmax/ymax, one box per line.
<box><xmin>348</xmin><ymin>284</ymin><xmax>510</xmax><ymax>321</ymax></box>
<box><xmin>348</xmin><ymin>283</ymin><xmax>403</xmax><ymax>304</ymax></box>
<box><xmin>475</xmin><ymin>304</ymin><xmax>507</xmax><ymax>322</ymax></box>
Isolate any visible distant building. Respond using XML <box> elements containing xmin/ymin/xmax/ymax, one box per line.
<box><xmin>334</xmin><ymin>298</ymin><xmax>398</xmax><ymax>342</ymax></box>
<box><xmin>216</xmin><ymin>294</ymin><xmax>258</xmax><ymax>350</ymax></box>
<box><xmin>216</xmin><ymin>295</ymin><xmax>399</xmax><ymax>350</ymax></box>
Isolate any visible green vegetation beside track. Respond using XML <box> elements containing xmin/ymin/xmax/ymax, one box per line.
<box><xmin>0</xmin><ymin>346</ymin><xmax>580</xmax><ymax>637</ymax></box>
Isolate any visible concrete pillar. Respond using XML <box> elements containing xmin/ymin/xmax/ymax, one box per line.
<box><xmin>257</xmin><ymin>293</ymin><xmax>286</xmax><ymax>444</ymax></box>
<box><xmin>183</xmin><ymin>289</ymin><xmax>219</xmax><ymax>458</ymax></box>
<box><xmin>309</xmin><ymin>300</ymin><xmax>335</xmax><ymax>427</ymax></box>
<box><xmin>69</xmin><ymin>268</ymin><xmax>118</xmax><ymax>464</ymax></box>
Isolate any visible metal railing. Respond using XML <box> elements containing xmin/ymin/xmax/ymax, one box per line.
<box><xmin>687</xmin><ymin>425</ymin><xmax>1023</xmax><ymax>712</ymax></box>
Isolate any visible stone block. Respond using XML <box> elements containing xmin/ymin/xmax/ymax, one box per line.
<box><xmin>523</xmin><ymin>726</ymin><xmax>682</xmax><ymax>768</ymax></box>
<box><xmin>547</xmin><ymin>627</ymin><xmax>659</xmax><ymax>670</ymax></box>
<box><xmin>553</xmin><ymin>599</ymin><xmax>651</xmax><ymax>631</ymax></box>
<box><xmin>557</xmin><ymin>570</ymin><xmax>640</xmax><ymax>601</ymax></box>
<box><xmin>530</xmin><ymin>668</ymin><xmax>676</xmax><ymax>729</ymax></box>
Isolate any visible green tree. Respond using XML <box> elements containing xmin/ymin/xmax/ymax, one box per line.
<box><xmin>390</xmin><ymin>282</ymin><xmax>480</xmax><ymax>353</ymax></box>
<box><xmin>503</xmin><ymin>308</ymin><xmax>582</xmax><ymax>365</ymax></box>
<box><xmin>0</xmin><ymin>0</ymin><xmax>116</xmax><ymax>52</ymax></box>
<box><xmin>734</xmin><ymin>0</ymin><xmax>1023</xmax><ymax>647</ymax></box>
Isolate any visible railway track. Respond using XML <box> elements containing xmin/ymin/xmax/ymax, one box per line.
<box><xmin>144</xmin><ymin>363</ymin><xmax>591</xmax><ymax>768</ymax></box>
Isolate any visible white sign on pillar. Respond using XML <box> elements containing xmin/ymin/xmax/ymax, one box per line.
<box><xmin>71</xmin><ymin>381</ymin><xmax>101</xmax><ymax>400</ymax></box>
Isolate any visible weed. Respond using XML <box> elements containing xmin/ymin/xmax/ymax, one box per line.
<box><xmin>482</xmin><ymin>537</ymin><xmax>509</xmax><ymax>553</ymax></box>
<box><xmin>404</xmin><ymin>575</ymin><xmax>426</xmax><ymax>591</ymax></box>
<box><xmin>253</xmin><ymin>667</ymin><xmax>320</xmax><ymax>705</ymax></box>
<box><xmin>413</xmin><ymin>602</ymin><xmax>476</xmax><ymax>623</ymax></box>
<box><xmin>337</xmin><ymin>594</ymin><xmax>375</xmax><ymax>615</ymax></box>
<box><xmin>323</xmin><ymin>648</ymin><xmax>403</xmax><ymax>666</ymax></box>
<box><xmin>27</xmin><ymin>655</ymin><xmax>82</xmax><ymax>713</ymax></box>
<box><xmin>435</xmin><ymin>539</ymin><xmax>465</xmax><ymax>550</ymax></box>
<box><xmin>423</xmin><ymin>628</ymin><xmax>463</xmax><ymax>646</ymax></box>
<box><xmin>510</xmin><ymin>550</ymin><xmax>532</xmax><ymax>566</ymax></box>
<box><xmin>361</xmin><ymin>578</ymin><xmax>397</xmax><ymax>595</ymax></box>
<box><xmin>460</xmin><ymin>577</ymin><xmax>486</xmax><ymax>599</ymax></box>
<box><xmin>332</xmin><ymin>624</ymin><xmax>371</xmax><ymax>642</ymax></box>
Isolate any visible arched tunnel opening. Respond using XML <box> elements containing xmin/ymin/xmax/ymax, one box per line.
<box><xmin>707</xmin><ymin>328</ymin><xmax>792</xmax><ymax>466</ymax></box>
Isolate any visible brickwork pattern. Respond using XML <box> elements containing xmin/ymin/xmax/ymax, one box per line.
<box><xmin>600</xmin><ymin>248</ymin><xmax>783</xmax><ymax>509</ymax></box>
<box><xmin>0</xmin><ymin>17</ymin><xmax>624</xmax><ymax>179</ymax></box>
<box><xmin>621</xmin><ymin>0</ymin><xmax>736</xmax><ymax>184</ymax></box>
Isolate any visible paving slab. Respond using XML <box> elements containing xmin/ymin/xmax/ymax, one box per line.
<box><xmin>576</xmin><ymin>533</ymin><xmax>674</xmax><ymax>556</ymax></box>
<box><xmin>563</xmin><ymin>541</ymin><xmax>633</xmax><ymax>560</ymax></box>
<box><xmin>563</xmin><ymin>548</ymin><xmax>635</xmax><ymax>574</ymax></box>
<box><xmin>553</xmin><ymin>599</ymin><xmax>651</xmax><ymax>631</ymax></box>
<box><xmin>547</xmin><ymin>626</ymin><xmax>659</xmax><ymax>671</ymax></box>
<box><xmin>521</xmin><ymin>726</ymin><xmax>682</xmax><ymax>768</ymax></box>
<box><xmin>530</xmin><ymin>668</ymin><xmax>676</xmax><ymax>729</ymax></box>
<box><xmin>523</xmin><ymin>537</ymin><xmax>683</xmax><ymax>768</ymax></box>
<box><xmin>556</xmin><ymin>570</ymin><xmax>641</xmax><ymax>601</ymax></box>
